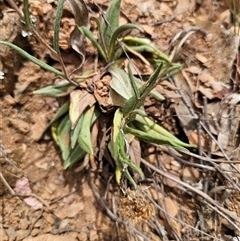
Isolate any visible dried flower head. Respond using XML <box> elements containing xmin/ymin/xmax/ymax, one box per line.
<box><xmin>120</xmin><ymin>187</ymin><xmax>155</xmax><ymax>224</ymax></box>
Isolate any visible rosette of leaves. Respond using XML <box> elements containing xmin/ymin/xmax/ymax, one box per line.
<box><xmin>0</xmin><ymin>0</ymin><xmax>196</xmax><ymax>187</ymax></box>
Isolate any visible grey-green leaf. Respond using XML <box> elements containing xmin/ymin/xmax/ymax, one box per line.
<box><xmin>78</xmin><ymin>106</ymin><xmax>95</xmax><ymax>155</ymax></box>
<box><xmin>101</xmin><ymin>0</ymin><xmax>121</xmax><ymax>50</ymax></box>
<box><xmin>33</xmin><ymin>84</ymin><xmax>76</xmax><ymax>97</ymax></box>
<box><xmin>53</xmin><ymin>0</ymin><xmax>65</xmax><ymax>54</ymax></box>
<box><xmin>0</xmin><ymin>41</ymin><xmax>65</xmax><ymax>77</ymax></box>
<box><xmin>109</xmin><ymin>65</ymin><xmax>134</xmax><ymax>100</ymax></box>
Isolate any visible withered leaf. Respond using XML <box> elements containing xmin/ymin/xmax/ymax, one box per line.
<box><xmin>65</xmin><ymin>0</ymin><xmax>89</xmax><ymax>71</ymax></box>
<box><xmin>69</xmin><ymin>90</ymin><xmax>96</xmax><ymax>129</ymax></box>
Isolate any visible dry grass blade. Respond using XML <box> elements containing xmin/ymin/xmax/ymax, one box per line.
<box><xmin>140</xmin><ymin>158</ymin><xmax>240</xmax><ymax>231</ymax></box>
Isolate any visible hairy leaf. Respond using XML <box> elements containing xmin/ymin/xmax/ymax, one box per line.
<box><xmin>42</xmin><ymin>102</ymin><xmax>69</xmax><ymax>139</ymax></box>
<box><xmin>33</xmin><ymin>83</ymin><xmax>76</xmax><ymax>97</ymax></box>
<box><xmin>64</xmin><ymin>144</ymin><xmax>86</xmax><ymax>169</ymax></box>
<box><xmin>109</xmin><ymin>65</ymin><xmax>134</xmax><ymax>100</ymax></box>
<box><xmin>0</xmin><ymin>41</ymin><xmax>65</xmax><ymax>77</ymax></box>
<box><xmin>57</xmin><ymin>115</ymin><xmax>71</xmax><ymax>161</ymax></box>
<box><xmin>78</xmin><ymin>106</ymin><xmax>95</xmax><ymax>155</ymax></box>
<box><xmin>109</xmin><ymin>23</ymin><xmax>143</xmax><ymax>60</ymax></box>
<box><xmin>101</xmin><ymin>0</ymin><xmax>121</xmax><ymax>50</ymax></box>
<box><xmin>53</xmin><ymin>0</ymin><xmax>65</xmax><ymax>54</ymax></box>
<box><xmin>78</xmin><ymin>26</ymin><xmax>107</xmax><ymax>62</ymax></box>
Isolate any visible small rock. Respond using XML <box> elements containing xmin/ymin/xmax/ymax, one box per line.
<box><xmin>31</xmin><ymin>115</ymin><xmax>47</xmax><ymax>141</ymax></box>
<box><xmin>8</xmin><ymin>118</ymin><xmax>29</xmax><ymax>133</ymax></box>
<box><xmin>19</xmin><ymin>218</ymin><xmax>29</xmax><ymax>230</ymax></box>
<box><xmin>5</xmin><ymin>227</ymin><xmax>16</xmax><ymax>241</ymax></box>
<box><xmin>31</xmin><ymin>228</ymin><xmax>40</xmax><ymax>237</ymax></box>
<box><xmin>163</xmin><ymin>171</ymin><xmax>180</xmax><ymax>187</ymax></box>
<box><xmin>4</xmin><ymin>94</ymin><xmax>16</xmax><ymax>105</ymax></box>
<box><xmin>55</xmin><ymin>202</ymin><xmax>84</xmax><ymax>219</ymax></box>
<box><xmin>45</xmin><ymin>215</ymin><xmax>55</xmax><ymax>225</ymax></box>
<box><xmin>77</xmin><ymin>232</ymin><xmax>88</xmax><ymax>241</ymax></box>
<box><xmin>160</xmin><ymin>197</ymin><xmax>179</xmax><ymax>217</ymax></box>
<box><xmin>0</xmin><ymin>227</ymin><xmax>9</xmax><ymax>241</ymax></box>
<box><xmin>16</xmin><ymin>229</ymin><xmax>29</xmax><ymax>240</ymax></box>
<box><xmin>89</xmin><ymin>230</ymin><xmax>98</xmax><ymax>240</ymax></box>
<box><xmin>182</xmin><ymin>167</ymin><xmax>200</xmax><ymax>183</ymax></box>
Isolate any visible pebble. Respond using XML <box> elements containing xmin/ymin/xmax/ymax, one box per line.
<box><xmin>77</xmin><ymin>232</ymin><xmax>88</xmax><ymax>241</ymax></box>
<box><xmin>163</xmin><ymin>171</ymin><xmax>180</xmax><ymax>188</ymax></box>
<box><xmin>8</xmin><ymin>118</ymin><xmax>29</xmax><ymax>133</ymax></box>
<box><xmin>5</xmin><ymin>227</ymin><xmax>16</xmax><ymax>241</ymax></box>
<box><xmin>45</xmin><ymin>215</ymin><xmax>55</xmax><ymax>225</ymax></box>
<box><xmin>31</xmin><ymin>228</ymin><xmax>40</xmax><ymax>236</ymax></box>
<box><xmin>19</xmin><ymin>218</ymin><xmax>29</xmax><ymax>230</ymax></box>
<box><xmin>4</xmin><ymin>94</ymin><xmax>16</xmax><ymax>105</ymax></box>
<box><xmin>182</xmin><ymin>167</ymin><xmax>200</xmax><ymax>183</ymax></box>
<box><xmin>16</xmin><ymin>229</ymin><xmax>29</xmax><ymax>240</ymax></box>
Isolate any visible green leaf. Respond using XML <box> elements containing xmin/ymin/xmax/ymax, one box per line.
<box><xmin>71</xmin><ymin>114</ymin><xmax>84</xmax><ymax>149</ymax></box>
<box><xmin>122</xmin><ymin>36</ymin><xmax>171</xmax><ymax>62</ymax></box>
<box><xmin>109</xmin><ymin>23</ymin><xmax>143</xmax><ymax>60</ymax></box>
<box><xmin>109</xmin><ymin>65</ymin><xmax>134</xmax><ymax>100</ymax></box>
<box><xmin>57</xmin><ymin>115</ymin><xmax>71</xmax><ymax>161</ymax></box>
<box><xmin>0</xmin><ymin>41</ymin><xmax>65</xmax><ymax>77</ymax></box>
<box><xmin>134</xmin><ymin>114</ymin><xmax>189</xmax><ymax>143</ymax></box>
<box><xmin>125</xmin><ymin>124</ymin><xmax>195</xmax><ymax>151</ymax></box>
<box><xmin>78</xmin><ymin>105</ymin><xmax>95</xmax><ymax>155</ymax></box>
<box><xmin>101</xmin><ymin>0</ymin><xmax>121</xmax><ymax>50</ymax></box>
<box><xmin>71</xmin><ymin>105</ymin><xmax>100</xmax><ymax>149</ymax></box>
<box><xmin>63</xmin><ymin>143</ymin><xmax>86</xmax><ymax>169</ymax></box>
<box><xmin>23</xmin><ymin>0</ymin><xmax>33</xmax><ymax>29</ymax></box>
<box><xmin>41</xmin><ymin>102</ymin><xmax>69</xmax><ymax>139</ymax></box>
<box><xmin>77</xmin><ymin>26</ymin><xmax>107</xmax><ymax>62</ymax></box>
<box><xmin>122</xmin><ymin>63</ymin><xmax>163</xmax><ymax>115</ymax></box>
<box><xmin>33</xmin><ymin>83</ymin><xmax>76</xmax><ymax>97</ymax></box>
<box><xmin>109</xmin><ymin>108</ymin><xmax>123</xmax><ymax>160</ymax></box>
<box><xmin>53</xmin><ymin>0</ymin><xmax>65</xmax><ymax>54</ymax></box>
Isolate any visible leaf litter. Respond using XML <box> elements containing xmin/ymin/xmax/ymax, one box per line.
<box><xmin>1</xmin><ymin>0</ymin><xmax>240</xmax><ymax>240</ymax></box>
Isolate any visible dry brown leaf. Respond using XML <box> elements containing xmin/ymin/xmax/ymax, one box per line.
<box><xmin>65</xmin><ymin>0</ymin><xmax>89</xmax><ymax>72</ymax></box>
<box><xmin>69</xmin><ymin>90</ymin><xmax>96</xmax><ymax>129</ymax></box>
<box><xmin>195</xmin><ymin>53</ymin><xmax>208</xmax><ymax>64</ymax></box>
<box><xmin>54</xmin><ymin>202</ymin><xmax>84</xmax><ymax>219</ymax></box>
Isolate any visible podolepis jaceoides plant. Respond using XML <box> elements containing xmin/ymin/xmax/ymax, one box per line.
<box><xmin>0</xmin><ymin>0</ymin><xmax>196</xmax><ymax>187</ymax></box>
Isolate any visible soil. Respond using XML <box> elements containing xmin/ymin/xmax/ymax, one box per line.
<box><xmin>1</xmin><ymin>0</ymin><xmax>240</xmax><ymax>241</ymax></box>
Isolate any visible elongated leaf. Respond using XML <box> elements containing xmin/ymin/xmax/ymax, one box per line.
<box><xmin>71</xmin><ymin>114</ymin><xmax>83</xmax><ymax>149</ymax></box>
<box><xmin>71</xmin><ymin>105</ymin><xmax>100</xmax><ymax>149</ymax></box>
<box><xmin>113</xmin><ymin>108</ymin><xmax>123</xmax><ymax>142</ymax></box>
<box><xmin>101</xmin><ymin>0</ymin><xmax>121</xmax><ymax>50</ymax></box>
<box><xmin>51</xmin><ymin>121</ymin><xmax>60</xmax><ymax>145</ymax></box>
<box><xmin>57</xmin><ymin>115</ymin><xmax>71</xmax><ymax>161</ymax></box>
<box><xmin>109</xmin><ymin>65</ymin><xmax>134</xmax><ymax>100</ymax></box>
<box><xmin>41</xmin><ymin>102</ymin><xmax>69</xmax><ymax>138</ymax></box>
<box><xmin>53</xmin><ymin>0</ymin><xmax>65</xmax><ymax>54</ymax></box>
<box><xmin>109</xmin><ymin>23</ymin><xmax>143</xmax><ymax>60</ymax></box>
<box><xmin>125</xmin><ymin>125</ymin><xmax>194</xmax><ymax>151</ymax></box>
<box><xmin>77</xmin><ymin>26</ymin><xmax>107</xmax><ymax>62</ymax></box>
<box><xmin>122</xmin><ymin>36</ymin><xmax>171</xmax><ymax>62</ymax></box>
<box><xmin>69</xmin><ymin>90</ymin><xmax>96</xmax><ymax>129</ymax></box>
<box><xmin>0</xmin><ymin>41</ymin><xmax>65</xmax><ymax>77</ymax></box>
<box><xmin>23</xmin><ymin>0</ymin><xmax>33</xmax><ymax>29</ymax></box>
<box><xmin>33</xmin><ymin>84</ymin><xmax>76</xmax><ymax>97</ymax></box>
<box><xmin>66</xmin><ymin>0</ymin><xmax>89</xmax><ymax>68</ymax></box>
<box><xmin>122</xmin><ymin>63</ymin><xmax>163</xmax><ymax>115</ymax></box>
<box><xmin>78</xmin><ymin>105</ymin><xmax>95</xmax><ymax>154</ymax></box>
<box><xmin>135</xmin><ymin>114</ymin><xmax>179</xmax><ymax>140</ymax></box>
<box><xmin>64</xmin><ymin>143</ymin><xmax>86</xmax><ymax>169</ymax></box>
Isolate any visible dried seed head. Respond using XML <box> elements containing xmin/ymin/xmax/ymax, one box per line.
<box><xmin>120</xmin><ymin>188</ymin><xmax>155</xmax><ymax>224</ymax></box>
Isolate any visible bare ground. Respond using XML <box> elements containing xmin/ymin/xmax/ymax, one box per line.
<box><xmin>1</xmin><ymin>0</ymin><xmax>240</xmax><ymax>240</ymax></box>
